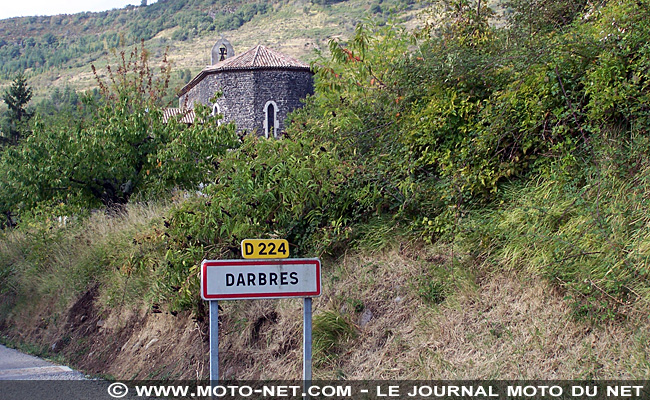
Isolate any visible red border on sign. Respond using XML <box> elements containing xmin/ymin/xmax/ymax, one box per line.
<box><xmin>201</xmin><ymin>258</ymin><xmax>321</xmax><ymax>300</ymax></box>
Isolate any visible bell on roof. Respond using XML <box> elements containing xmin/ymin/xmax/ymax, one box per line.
<box><xmin>211</xmin><ymin>37</ymin><xmax>234</xmax><ymax>65</ymax></box>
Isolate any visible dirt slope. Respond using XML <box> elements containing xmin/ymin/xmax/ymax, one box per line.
<box><xmin>2</xmin><ymin>248</ymin><xmax>648</xmax><ymax>380</ymax></box>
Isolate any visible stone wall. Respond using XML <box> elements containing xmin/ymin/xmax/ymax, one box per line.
<box><xmin>179</xmin><ymin>69</ymin><xmax>313</xmax><ymax>136</ymax></box>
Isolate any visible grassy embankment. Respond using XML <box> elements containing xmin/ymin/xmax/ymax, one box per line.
<box><xmin>1</xmin><ymin>156</ymin><xmax>649</xmax><ymax>379</ymax></box>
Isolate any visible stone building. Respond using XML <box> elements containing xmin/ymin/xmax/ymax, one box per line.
<box><xmin>176</xmin><ymin>39</ymin><xmax>314</xmax><ymax>138</ymax></box>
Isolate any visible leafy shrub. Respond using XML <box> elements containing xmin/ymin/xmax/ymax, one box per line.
<box><xmin>6</xmin><ymin>0</ymin><xmax>650</xmax><ymax>325</ymax></box>
<box><xmin>162</xmin><ymin>132</ymin><xmax>390</xmax><ymax>308</ymax></box>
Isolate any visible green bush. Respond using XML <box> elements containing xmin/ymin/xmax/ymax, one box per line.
<box><xmin>162</xmin><ymin>132</ymin><xmax>389</xmax><ymax>308</ymax></box>
<box><xmin>6</xmin><ymin>0</ymin><xmax>650</xmax><ymax>325</ymax></box>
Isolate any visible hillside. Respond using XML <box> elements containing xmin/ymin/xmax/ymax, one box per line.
<box><xmin>0</xmin><ymin>0</ymin><xmax>423</xmax><ymax>103</ymax></box>
<box><xmin>2</xmin><ymin>210</ymin><xmax>648</xmax><ymax>380</ymax></box>
<box><xmin>1</xmin><ymin>0</ymin><xmax>650</xmax><ymax>383</ymax></box>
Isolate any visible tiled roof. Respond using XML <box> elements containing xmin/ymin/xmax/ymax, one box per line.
<box><xmin>178</xmin><ymin>45</ymin><xmax>312</xmax><ymax>97</ymax></box>
<box><xmin>206</xmin><ymin>45</ymin><xmax>311</xmax><ymax>72</ymax></box>
<box><xmin>163</xmin><ymin>107</ymin><xmax>195</xmax><ymax>124</ymax></box>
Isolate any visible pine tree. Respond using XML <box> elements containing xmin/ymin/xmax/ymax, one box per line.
<box><xmin>2</xmin><ymin>73</ymin><xmax>33</xmax><ymax>145</ymax></box>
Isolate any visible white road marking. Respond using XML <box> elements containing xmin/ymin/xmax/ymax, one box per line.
<box><xmin>0</xmin><ymin>365</ymin><xmax>73</xmax><ymax>377</ymax></box>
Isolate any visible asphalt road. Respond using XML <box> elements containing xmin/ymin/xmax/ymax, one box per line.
<box><xmin>0</xmin><ymin>345</ymin><xmax>138</xmax><ymax>399</ymax></box>
<box><xmin>0</xmin><ymin>344</ymin><xmax>85</xmax><ymax>380</ymax></box>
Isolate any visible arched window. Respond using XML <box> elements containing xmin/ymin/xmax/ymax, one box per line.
<box><xmin>264</xmin><ymin>101</ymin><xmax>279</xmax><ymax>138</ymax></box>
<box><xmin>212</xmin><ymin>103</ymin><xmax>222</xmax><ymax>126</ymax></box>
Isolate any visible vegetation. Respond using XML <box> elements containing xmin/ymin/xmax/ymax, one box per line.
<box><xmin>313</xmin><ymin>310</ymin><xmax>357</xmax><ymax>365</ymax></box>
<box><xmin>1</xmin><ymin>0</ymin><xmax>650</xmax><ymax>380</ymax></box>
<box><xmin>1</xmin><ymin>73</ymin><xmax>33</xmax><ymax>146</ymax></box>
<box><xmin>0</xmin><ymin>44</ymin><xmax>237</xmax><ymax>217</ymax></box>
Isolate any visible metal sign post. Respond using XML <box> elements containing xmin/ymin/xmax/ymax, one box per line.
<box><xmin>201</xmin><ymin>254</ymin><xmax>321</xmax><ymax>383</ymax></box>
<box><xmin>209</xmin><ymin>300</ymin><xmax>219</xmax><ymax>382</ymax></box>
<box><xmin>303</xmin><ymin>297</ymin><xmax>313</xmax><ymax>384</ymax></box>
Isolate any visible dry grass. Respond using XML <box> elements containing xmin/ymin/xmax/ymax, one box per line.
<box><xmin>3</xmin><ymin>202</ymin><xmax>649</xmax><ymax>380</ymax></box>
<box><xmin>197</xmin><ymin>244</ymin><xmax>650</xmax><ymax>379</ymax></box>
<box><xmin>0</xmin><ymin>201</ymin><xmax>171</xmax><ymax>327</ymax></box>
<box><xmin>3</xmin><ymin>197</ymin><xmax>648</xmax><ymax>380</ymax></box>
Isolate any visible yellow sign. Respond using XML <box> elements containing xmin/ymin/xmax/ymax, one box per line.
<box><xmin>241</xmin><ymin>239</ymin><xmax>289</xmax><ymax>259</ymax></box>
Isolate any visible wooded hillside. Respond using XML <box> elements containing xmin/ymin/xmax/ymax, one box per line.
<box><xmin>0</xmin><ymin>0</ymin><xmax>421</xmax><ymax>99</ymax></box>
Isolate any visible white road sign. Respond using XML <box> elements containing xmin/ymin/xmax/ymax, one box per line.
<box><xmin>200</xmin><ymin>258</ymin><xmax>321</xmax><ymax>300</ymax></box>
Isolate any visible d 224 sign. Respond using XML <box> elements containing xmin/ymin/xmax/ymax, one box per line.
<box><xmin>240</xmin><ymin>239</ymin><xmax>289</xmax><ymax>259</ymax></box>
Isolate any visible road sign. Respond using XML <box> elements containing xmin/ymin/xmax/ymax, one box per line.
<box><xmin>201</xmin><ymin>258</ymin><xmax>321</xmax><ymax>300</ymax></box>
<box><xmin>202</xmin><ymin>257</ymin><xmax>321</xmax><ymax>384</ymax></box>
<box><xmin>241</xmin><ymin>238</ymin><xmax>289</xmax><ymax>259</ymax></box>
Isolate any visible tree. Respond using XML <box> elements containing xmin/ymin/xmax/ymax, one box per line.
<box><xmin>0</xmin><ymin>43</ymin><xmax>238</xmax><ymax>216</ymax></box>
<box><xmin>2</xmin><ymin>73</ymin><xmax>33</xmax><ymax>145</ymax></box>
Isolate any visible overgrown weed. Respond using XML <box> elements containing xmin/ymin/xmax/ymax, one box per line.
<box><xmin>313</xmin><ymin>310</ymin><xmax>357</xmax><ymax>365</ymax></box>
<box><xmin>0</xmin><ymin>201</ymin><xmax>172</xmax><ymax>323</ymax></box>
<box><xmin>460</xmin><ymin>130</ymin><xmax>650</xmax><ymax>322</ymax></box>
